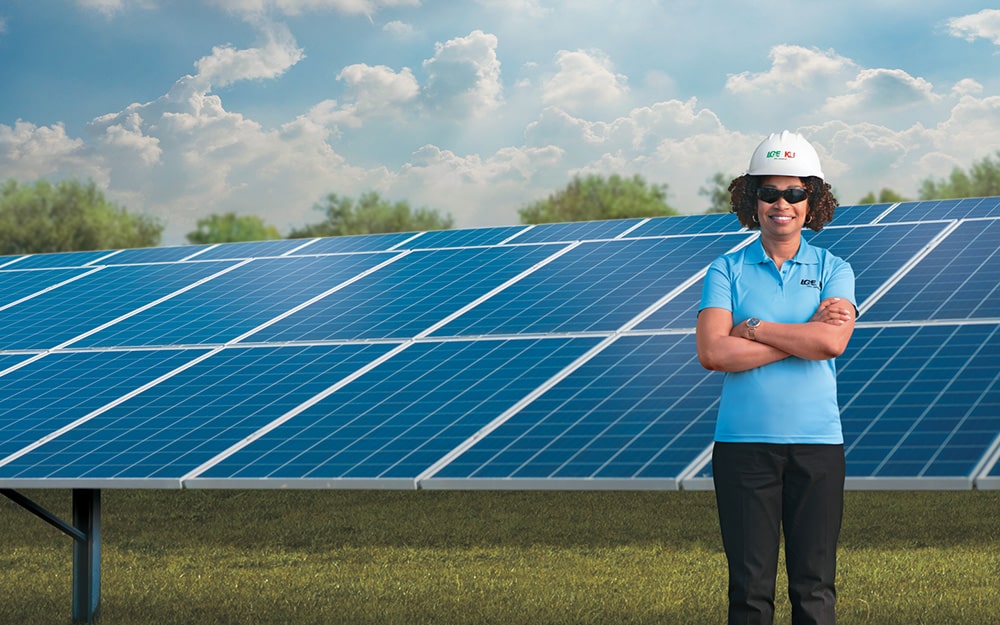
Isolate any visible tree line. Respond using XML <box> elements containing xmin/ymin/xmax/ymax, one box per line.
<box><xmin>3</xmin><ymin>151</ymin><xmax>1000</xmax><ymax>254</ymax></box>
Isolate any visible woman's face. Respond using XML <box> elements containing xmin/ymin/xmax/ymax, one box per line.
<box><xmin>755</xmin><ymin>175</ymin><xmax>809</xmax><ymax>238</ymax></box>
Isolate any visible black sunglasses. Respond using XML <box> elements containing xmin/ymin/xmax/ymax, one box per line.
<box><xmin>756</xmin><ymin>187</ymin><xmax>808</xmax><ymax>204</ymax></box>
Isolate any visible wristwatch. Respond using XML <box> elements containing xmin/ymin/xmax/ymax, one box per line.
<box><xmin>746</xmin><ymin>317</ymin><xmax>761</xmax><ymax>341</ymax></box>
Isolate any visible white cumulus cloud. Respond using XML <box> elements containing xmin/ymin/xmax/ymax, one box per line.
<box><xmin>335</xmin><ymin>64</ymin><xmax>420</xmax><ymax>124</ymax></box>
<box><xmin>421</xmin><ymin>30</ymin><xmax>503</xmax><ymax>118</ymax></box>
<box><xmin>192</xmin><ymin>20</ymin><xmax>304</xmax><ymax>90</ymax></box>
<box><xmin>725</xmin><ymin>45</ymin><xmax>856</xmax><ymax>94</ymax></box>
<box><xmin>542</xmin><ymin>49</ymin><xmax>629</xmax><ymax>118</ymax></box>
<box><xmin>947</xmin><ymin>9</ymin><xmax>1000</xmax><ymax>46</ymax></box>
<box><xmin>0</xmin><ymin>121</ymin><xmax>101</xmax><ymax>182</ymax></box>
<box><xmin>824</xmin><ymin>68</ymin><xmax>940</xmax><ymax>118</ymax></box>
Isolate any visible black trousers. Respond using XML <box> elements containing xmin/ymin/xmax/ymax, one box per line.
<box><xmin>712</xmin><ymin>442</ymin><xmax>845</xmax><ymax>625</ymax></box>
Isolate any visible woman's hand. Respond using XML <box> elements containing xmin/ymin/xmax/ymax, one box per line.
<box><xmin>810</xmin><ymin>297</ymin><xmax>853</xmax><ymax>326</ymax></box>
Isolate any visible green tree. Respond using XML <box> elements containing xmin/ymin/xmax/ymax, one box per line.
<box><xmin>857</xmin><ymin>188</ymin><xmax>908</xmax><ymax>204</ymax></box>
<box><xmin>699</xmin><ymin>172</ymin><xmax>733</xmax><ymax>214</ymax></box>
<box><xmin>518</xmin><ymin>173</ymin><xmax>679</xmax><ymax>224</ymax></box>
<box><xmin>289</xmin><ymin>191</ymin><xmax>453</xmax><ymax>238</ymax></box>
<box><xmin>0</xmin><ymin>178</ymin><xmax>162</xmax><ymax>254</ymax></box>
<box><xmin>919</xmin><ymin>151</ymin><xmax>1000</xmax><ymax>200</ymax></box>
<box><xmin>187</xmin><ymin>212</ymin><xmax>281</xmax><ymax>244</ymax></box>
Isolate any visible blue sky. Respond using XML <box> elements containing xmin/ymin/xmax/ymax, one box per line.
<box><xmin>1</xmin><ymin>1</ymin><xmax>998</xmax><ymax>245</ymax></box>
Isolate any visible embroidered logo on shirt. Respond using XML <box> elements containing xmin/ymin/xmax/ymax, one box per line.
<box><xmin>800</xmin><ymin>279</ymin><xmax>822</xmax><ymax>290</ymax></box>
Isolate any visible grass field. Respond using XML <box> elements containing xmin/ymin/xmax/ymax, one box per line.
<box><xmin>1</xmin><ymin>489</ymin><xmax>998</xmax><ymax>624</ymax></box>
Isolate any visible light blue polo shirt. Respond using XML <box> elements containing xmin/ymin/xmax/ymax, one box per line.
<box><xmin>699</xmin><ymin>236</ymin><xmax>856</xmax><ymax>444</ymax></box>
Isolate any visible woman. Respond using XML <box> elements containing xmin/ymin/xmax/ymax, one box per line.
<box><xmin>696</xmin><ymin>131</ymin><xmax>856</xmax><ymax>625</ymax></box>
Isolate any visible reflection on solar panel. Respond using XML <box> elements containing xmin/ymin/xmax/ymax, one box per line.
<box><xmin>1</xmin><ymin>201</ymin><xmax>998</xmax><ymax>493</ymax></box>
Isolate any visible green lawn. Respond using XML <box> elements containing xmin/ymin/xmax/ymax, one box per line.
<box><xmin>2</xmin><ymin>489</ymin><xmax>998</xmax><ymax>624</ymax></box>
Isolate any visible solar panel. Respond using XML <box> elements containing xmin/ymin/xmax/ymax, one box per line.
<box><xmin>0</xmin><ymin>344</ymin><xmax>395</xmax><ymax>486</ymax></box>
<box><xmin>837</xmin><ymin>324</ymin><xmax>1000</xmax><ymax>487</ymax></box>
<box><xmin>0</xmin><ymin>267</ymin><xmax>95</xmax><ymax>307</ymax></box>
<box><xmin>251</xmin><ymin>244</ymin><xmax>563</xmax><ymax>342</ymax></box>
<box><xmin>100</xmin><ymin>244</ymin><xmax>213</xmax><ymax>265</ymax></box>
<box><xmin>0</xmin><ymin>209</ymin><xmax>997</xmax><ymax>493</ymax></box>
<box><xmin>8</xmin><ymin>207</ymin><xmax>996</xmax><ymax>623</ymax></box>
<box><xmin>401</xmin><ymin>225</ymin><xmax>527</xmax><ymax>249</ymax></box>
<box><xmin>286</xmin><ymin>232</ymin><xmax>416</xmax><ymax>254</ymax></box>
<box><xmin>831</xmin><ymin>203</ymin><xmax>895</xmax><ymax>226</ymax></box>
<box><xmin>73</xmin><ymin>254</ymin><xmax>399</xmax><ymax>348</ymax></box>
<box><xmin>191</xmin><ymin>337</ymin><xmax>600</xmax><ymax>488</ymax></box>
<box><xmin>433</xmin><ymin>234</ymin><xmax>750</xmax><ymax>336</ymax></box>
<box><xmin>507</xmin><ymin>218</ymin><xmax>644</xmax><ymax>243</ymax></box>
<box><xmin>628</xmin><ymin>213</ymin><xmax>745</xmax><ymax>236</ymax></box>
<box><xmin>0</xmin><ymin>261</ymin><xmax>238</xmax><ymax>350</ymax></box>
<box><xmin>878</xmin><ymin>196</ymin><xmax>1000</xmax><ymax>223</ymax></box>
<box><xmin>423</xmin><ymin>334</ymin><xmax>719</xmax><ymax>489</ymax></box>
<box><xmin>2</xmin><ymin>250</ymin><xmax>115</xmax><ymax>269</ymax></box>
<box><xmin>0</xmin><ymin>349</ymin><xmax>208</xmax><ymax>460</ymax></box>
<box><xmin>862</xmin><ymin>219</ymin><xmax>1000</xmax><ymax>322</ymax></box>
<box><xmin>189</xmin><ymin>238</ymin><xmax>317</xmax><ymax>260</ymax></box>
<box><xmin>807</xmin><ymin>222</ymin><xmax>945</xmax><ymax>306</ymax></box>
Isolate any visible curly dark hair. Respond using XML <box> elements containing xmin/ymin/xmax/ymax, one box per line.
<box><xmin>727</xmin><ymin>175</ymin><xmax>838</xmax><ymax>232</ymax></box>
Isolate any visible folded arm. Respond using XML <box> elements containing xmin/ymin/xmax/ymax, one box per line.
<box><xmin>696</xmin><ymin>298</ymin><xmax>855</xmax><ymax>373</ymax></box>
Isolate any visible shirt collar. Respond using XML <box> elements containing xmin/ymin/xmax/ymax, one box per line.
<box><xmin>744</xmin><ymin>235</ymin><xmax>819</xmax><ymax>265</ymax></box>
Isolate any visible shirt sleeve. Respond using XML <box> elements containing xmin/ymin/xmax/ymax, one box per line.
<box><xmin>821</xmin><ymin>255</ymin><xmax>857</xmax><ymax>310</ymax></box>
<box><xmin>699</xmin><ymin>256</ymin><xmax>734</xmax><ymax>313</ymax></box>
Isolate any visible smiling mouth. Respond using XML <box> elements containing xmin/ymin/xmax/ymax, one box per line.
<box><xmin>769</xmin><ymin>215</ymin><xmax>794</xmax><ymax>223</ymax></box>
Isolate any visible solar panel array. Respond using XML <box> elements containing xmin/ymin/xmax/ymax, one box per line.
<box><xmin>1</xmin><ymin>197</ymin><xmax>998</xmax><ymax>491</ymax></box>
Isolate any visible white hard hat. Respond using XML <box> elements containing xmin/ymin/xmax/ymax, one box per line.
<box><xmin>746</xmin><ymin>130</ymin><xmax>824</xmax><ymax>179</ymax></box>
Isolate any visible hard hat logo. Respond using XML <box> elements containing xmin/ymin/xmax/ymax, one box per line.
<box><xmin>766</xmin><ymin>150</ymin><xmax>796</xmax><ymax>160</ymax></box>
<box><xmin>747</xmin><ymin>131</ymin><xmax>823</xmax><ymax>179</ymax></box>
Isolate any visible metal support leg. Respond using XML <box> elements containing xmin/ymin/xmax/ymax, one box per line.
<box><xmin>72</xmin><ymin>489</ymin><xmax>101</xmax><ymax>624</ymax></box>
<box><xmin>1</xmin><ymin>488</ymin><xmax>104</xmax><ymax>623</ymax></box>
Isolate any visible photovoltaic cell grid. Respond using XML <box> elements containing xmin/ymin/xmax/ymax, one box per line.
<box><xmin>0</xmin><ymin>202</ymin><xmax>997</xmax><ymax>491</ymax></box>
<box><xmin>685</xmin><ymin>323</ymin><xmax>1000</xmax><ymax>488</ymax></box>
<box><xmin>252</xmin><ymin>245</ymin><xmax>564</xmax><ymax>342</ymax></box>
<box><xmin>0</xmin><ymin>344</ymin><xmax>395</xmax><ymax>486</ymax></box>
<box><xmin>0</xmin><ymin>261</ymin><xmax>238</xmax><ymax>350</ymax></box>
<box><xmin>861</xmin><ymin>219</ymin><xmax>1000</xmax><ymax>322</ymax></box>
<box><xmin>425</xmin><ymin>334</ymin><xmax>720</xmax><ymax>489</ymax></box>
<box><xmin>878</xmin><ymin>196</ymin><xmax>1000</xmax><ymax>223</ymax></box>
<box><xmin>193</xmin><ymin>337</ymin><xmax>601</xmax><ymax>487</ymax></box>
<box><xmin>0</xmin><ymin>349</ymin><xmax>208</xmax><ymax>459</ymax></box>
<box><xmin>74</xmin><ymin>253</ymin><xmax>398</xmax><ymax>348</ymax></box>
<box><xmin>634</xmin><ymin>221</ymin><xmax>947</xmax><ymax>331</ymax></box>
<box><xmin>432</xmin><ymin>235</ymin><xmax>748</xmax><ymax>337</ymax></box>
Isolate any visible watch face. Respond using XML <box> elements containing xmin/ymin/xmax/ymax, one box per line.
<box><xmin>748</xmin><ymin>318</ymin><xmax>760</xmax><ymax>328</ymax></box>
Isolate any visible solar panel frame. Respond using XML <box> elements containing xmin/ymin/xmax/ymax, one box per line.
<box><xmin>976</xmin><ymin>436</ymin><xmax>1000</xmax><ymax>489</ymax></box>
